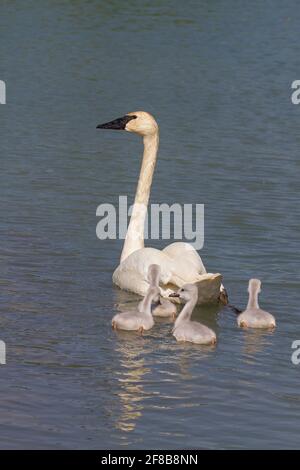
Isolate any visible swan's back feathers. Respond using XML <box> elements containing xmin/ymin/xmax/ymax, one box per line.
<box><xmin>162</xmin><ymin>242</ymin><xmax>207</xmax><ymax>281</ymax></box>
<box><xmin>113</xmin><ymin>247</ymin><xmax>174</xmax><ymax>290</ymax></box>
<box><xmin>113</xmin><ymin>245</ymin><xmax>222</xmax><ymax>304</ymax></box>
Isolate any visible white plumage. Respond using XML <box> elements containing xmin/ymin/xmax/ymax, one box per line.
<box><xmin>98</xmin><ymin>111</ymin><xmax>226</xmax><ymax>305</ymax></box>
<box><xmin>170</xmin><ymin>284</ymin><xmax>217</xmax><ymax>345</ymax></box>
<box><xmin>237</xmin><ymin>279</ymin><xmax>276</xmax><ymax>329</ymax></box>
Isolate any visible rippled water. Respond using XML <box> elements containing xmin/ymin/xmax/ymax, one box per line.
<box><xmin>0</xmin><ymin>0</ymin><xmax>300</xmax><ymax>449</ymax></box>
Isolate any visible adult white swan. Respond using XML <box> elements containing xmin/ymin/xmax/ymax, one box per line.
<box><xmin>97</xmin><ymin>111</ymin><xmax>227</xmax><ymax>305</ymax></box>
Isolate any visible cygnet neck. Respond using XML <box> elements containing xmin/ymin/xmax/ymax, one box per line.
<box><xmin>174</xmin><ymin>296</ymin><xmax>197</xmax><ymax>328</ymax></box>
<box><xmin>139</xmin><ymin>290</ymin><xmax>155</xmax><ymax>316</ymax></box>
<box><xmin>247</xmin><ymin>285</ymin><xmax>260</xmax><ymax>309</ymax></box>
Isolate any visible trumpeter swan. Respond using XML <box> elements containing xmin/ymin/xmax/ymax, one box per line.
<box><xmin>146</xmin><ymin>264</ymin><xmax>177</xmax><ymax>318</ymax></box>
<box><xmin>112</xmin><ymin>281</ymin><xmax>159</xmax><ymax>333</ymax></box>
<box><xmin>169</xmin><ymin>284</ymin><xmax>217</xmax><ymax>344</ymax></box>
<box><xmin>97</xmin><ymin>111</ymin><xmax>227</xmax><ymax>305</ymax></box>
<box><xmin>237</xmin><ymin>279</ymin><xmax>276</xmax><ymax>329</ymax></box>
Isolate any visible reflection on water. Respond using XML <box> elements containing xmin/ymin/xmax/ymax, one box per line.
<box><xmin>114</xmin><ymin>335</ymin><xmax>151</xmax><ymax>433</ymax></box>
<box><xmin>114</xmin><ymin>331</ymin><xmax>215</xmax><ymax>438</ymax></box>
<box><xmin>241</xmin><ymin>328</ymin><xmax>276</xmax><ymax>357</ymax></box>
<box><xmin>112</xmin><ymin>314</ymin><xmax>218</xmax><ymax>439</ymax></box>
<box><xmin>110</xmin><ymin>286</ymin><xmax>220</xmax><ymax>438</ymax></box>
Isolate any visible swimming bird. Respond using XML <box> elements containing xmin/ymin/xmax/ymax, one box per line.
<box><xmin>169</xmin><ymin>284</ymin><xmax>217</xmax><ymax>345</ymax></box>
<box><xmin>237</xmin><ymin>279</ymin><xmax>276</xmax><ymax>329</ymax></box>
<box><xmin>112</xmin><ymin>283</ymin><xmax>159</xmax><ymax>333</ymax></box>
<box><xmin>146</xmin><ymin>264</ymin><xmax>177</xmax><ymax>318</ymax></box>
<box><xmin>97</xmin><ymin>111</ymin><xmax>227</xmax><ymax>305</ymax></box>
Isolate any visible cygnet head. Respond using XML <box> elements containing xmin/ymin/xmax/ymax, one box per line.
<box><xmin>97</xmin><ymin>111</ymin><xmax>158</xmax><ymax>137</ymax></box>
<box><xmin>248</xmin><ymin>278</ymin><xmax>261</xmax><ymax>295</ymax></box>
<box><xmin>169</xmin><ymin>283</ymin><xmax>198</xmax><ymax>303</ymax></box>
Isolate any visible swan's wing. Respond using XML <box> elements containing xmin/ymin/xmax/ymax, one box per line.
<box><xmin>162</xmin><ymin>242</ymin><xmax>226</xmax><ymax>303</ymax></box>
<box><xmin>194</xmin><ymin>273</ymin><xmax>222</xmax><ymax>304</ymax></box>
<box><xmin>113</xmin><ymin>247</ymin><xmax>174</xmax><ymax>297</ymax></box>
<box><xmin>160</xmin><ymin>273</ymin><xmax>222</xmax><ymax>305</ymax></box>
<box><xmin>113</xmin><ymin>267</ymin><xmax>149</xmax><ymax>297</ymax></box>
<box><xmin>162</xmin><ymin>242</ymin><xmax>207</xmax><ymax>281</ymax></box>
<box><xmin>113</xmin><ymin>245</ymin><xmax>222</xmax><ymax>305</ymax></box>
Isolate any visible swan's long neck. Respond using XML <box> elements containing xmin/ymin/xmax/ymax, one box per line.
<box><xmin>120</xmin><ymin>132</ymin><xmax>159</xmax><ymax>263</ymax></box>
<box><xmin>247</xmin><ymin>287</ymin><xmax>260</xmax><ymax>309</ymax></box>
<box><xmin>139</xmin><ymin>291</ymin><xmax>155</xmax><ymax>316</ymax></box>
<box><xmin>174</xmin><ymin>297</ymin><xmax>197</xmax><ymax>328</ymax></box>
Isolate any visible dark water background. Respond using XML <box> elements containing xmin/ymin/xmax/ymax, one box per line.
<box><xmin>0</xmin><ymin>0</ymin><xmax>299</xmax><ymax>449</ymax></box>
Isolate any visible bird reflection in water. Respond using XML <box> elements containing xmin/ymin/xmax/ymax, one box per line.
<box><xmin>111</xmin><ymin>291</ymin><xmax>219</xmax><ymax>434</ymax></box>
<box><xmin>113</xmin><ymin>329</ymin><xmax>153</xmax><ymax>433</ymax></box>
<box><xmin>241</xmin><ymin>328</ymin><xmax>275</xmax><ymax>357</ymax></box>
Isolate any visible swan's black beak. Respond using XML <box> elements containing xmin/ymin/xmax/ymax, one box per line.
<box><xmin>169</xmin><ymin>292</ymin><xmax>180</xmax><ymax>298</ymax></box>
<box><xmin>97</xmin><ymin>115</ymin><xmax>137</xmax><ymax>130</ymax></box>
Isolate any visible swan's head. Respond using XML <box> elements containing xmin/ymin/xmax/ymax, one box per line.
<box><xmin>97</xmin><ymin>111</ymin><xmax>158</xmax><ymax>137</ymax></box>
<box><xmin>169</xmin><ymin>283</ymin><xmax>198</xmax><ymax>303</ymax></box>
<box><xmin>248</xmin><ymin>278</ymin><xmax>261</xmax><ymax>295</ymax></box>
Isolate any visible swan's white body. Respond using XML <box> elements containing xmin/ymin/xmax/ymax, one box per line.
<box><xmin>112</xmin><ymin>284</ymin><xmax>159</xmax><ymax>332</ymax></box>
<box><xmin>170</xmin><ymin>284</ymin><xmax>217</xmax><ymax>345</ymax></box>
<box><xmin>237</xmin><ymin>279</ymin><xmax>276</xmax><ymax>329</ymax></box>
<box><xmin>98</xmin><ymin>111</ymin><xmax>225</xmax><ymax>305</ymax></box>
